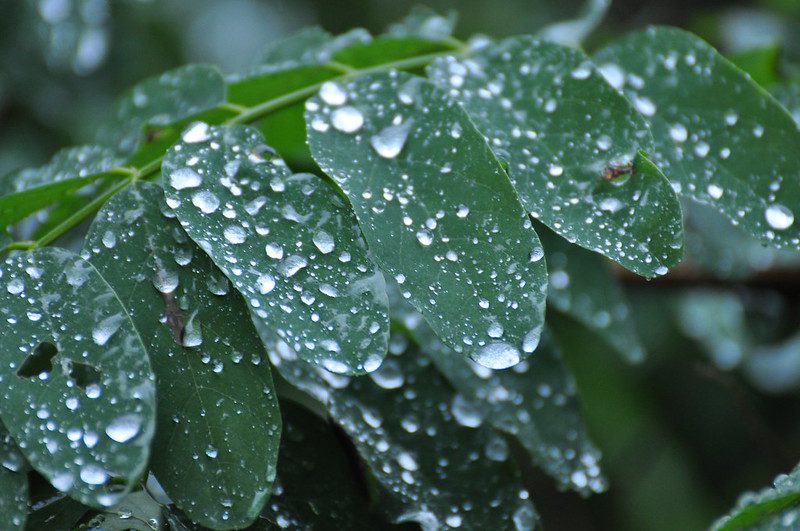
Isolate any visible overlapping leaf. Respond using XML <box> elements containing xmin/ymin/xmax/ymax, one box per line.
<box><xmin>163</xmin><ymin>124</ymin><xmax>389</xmax><ymax>374</ymax></box>
<box><xmin>773</xmin><ymin>82</ymin><xmax>800</xmax><ymax>127</ymax></box>
<box><xmin>537</xmin><ymin>224</ymin><xmax>645</xmax><ymax>363</ymax></box>
<box><xmin>306</xmin><ymin>71</ymin><xmax>548</xmax><ymax>369</ymax></box>
<box><xmin>388</xmin><ymin>281</ymin><xmax>605</xmax><ymax>494</ymax></box>
<box><xmin>595</xmin><ymin>27</ymin><xmax>800</xmax><ymax>249</ymax></box>
<box><xmin>0</xmin><ymin>247</ymin><xmax>156</xmax><ymax>508</ymax></box>
<box><xmin>386</xmin><ymin>5</ymin><xmax>458</xmax><ymax>41</ymax></box>
<box><xmin>97</xmin><ymin>65</ymin><xmax>226</xmax><ymax>155</ymax></box>
<box><xmin>0</xmin><ymin>146</ymin><xmax>122</xmax><ymax>229</ymax></box>
<box><xmin>83</xmin><ymin>182</ymin><xmax>281</xmax><ymax>529</ymax></box>
<box><xmin>0</xmin><ymin>423</ymin><xmax>27</xmax><ymax>530</ymax></box>
<box><xmin>428</xmin><ymin>37</ymin><xmax>683</xmax><ymax>278</ymax></box>
<box><xmin>713</xmin><ymin>463</ymin><xmax>800</xmax><ymax>530</ymax></box>
<box><xmin>267</xmin><ymin>335</ymin><xmax>539</xmax><ymax>530</ymax></box>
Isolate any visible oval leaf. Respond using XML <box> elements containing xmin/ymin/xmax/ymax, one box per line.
<box><xmin>0</xmin><ymin>247</ymin><xmax>156</xmax><ymax>507</ymax></box>
<box><xmin>595</xmin><ymin>27</ymin><xmax>800</xmax><ymax>249</ymax></box>
<box><xmin>306</xmin><ymin>71</ymin><xmax>548</xmax><ymax>369</ymax></box>
<box><xmin>84</xmin><ymin>182</ymin><xmax>281</xmax><ymax>528</ymax></box>
<box><xmin>162</xmin><ymin>124</ymin><xmax>389</xmax><ymax>374</ymax></box>
<box><xmin>428</xmin><ymin>37</ymin><xmax>684</xmax><ymax>277</ymax></box>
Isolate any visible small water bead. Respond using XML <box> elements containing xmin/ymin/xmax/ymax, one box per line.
<box><xmin>322</xmin><ymin>358</ymin><xmax>349</xmax><ymax>374</ymax></box>
<box><xmin>724</xmin><ymin>111</ymin><xmax>738</xmax><ymax>126</ymax></box>
<box><xmin>694</xmin><ymin>141</ymin><xmax>710</xmax><ymax>158</ymax></box>
<box><xmin>331</xmin><ymin>106</ymin><xmax>364</xmax><ymax>133</ymax></box>
<box><xmin>319</xmin><ymin>81</ymin><xmax>347</xmax><ymax>106</ymax></box>
<box><xmin>370</xmin><ymin>121</ymin><xmax>412</xmax><ymax>159</ymax></box>
<box><xmin>669</xmin><ymin>123</ymin><xmax>688</xmax><ymax>143</ymax></box>
<box><xmin>153</xmin><ymin>268</ymin><xmax>179</xmax><ymax>294</ymax></box>
<box><xmin>707</xmin><ymin>184</ymin><xmax>723</xmax><ymax>199</ymax></box>
<box><xmin>105</xmin><ymin>414</ymin><xmax>141</xmax><ymax>443</ymax></box>
<box><xmin>397</xmin><ymin>451</ymin><xmax>419</xmax><ymax>471</ymax></box>
<box><xmin>223</xmin><ymin>225</ymin><xmax>246</xmax><ymax>244</ymax></box>
<box><xmin>369</xmin><ymin>359</ymin><xmax>404</xmax><ymax>389</ymax></box>
<box><xmin>765</xmin><ymin>204</ymin><xmax>795</xmax><ymax>230</ymax></box>
<box><xmin>596</xmin><ymin>135</ymin><xmax>612</xmax><ymax>151</ymax></box>
<box><xmin>205</xmin><ymin>445</ymin><xmax>218</xmax><ymax>458</ymax></box>
<box><xmin>451</xmin><ymin>394</ymin><xmax>483</xmax><ymax>428</ymax></box>
<box><xmin>571</xmin><ymin>63</ymin><xmax>592</xmax><ymax>79</ymax></box>
<box><xmin>487</xmin><ymin>322</ymin><xmax>504</xmax><ymax>339</ymax></box>
<box><xmin>416</xmin><ymin>229</ymin><xmax>434</xmax><ymax>246</ymax></box>
<box><xmin>278</xmin><ymin>255</ymin><xmax>308</xmax><ymax>277</ymax></box>
<box><xmin>633</xmin><ymin>96</ymin><xmax>656</xmax><ymax>116</ymax></box>
<box><xmin>456</xmin><ymin>204</ymin><xmax>470</xmax><ymax>218</ymax></box>
<box><xmin>191</xmin><ymin>190</ymin><xmax>220</xmax><ymax>214</ymax></box>
<box><xmin>257</xmin><ymin>274</ymin><xmax>275</xmax><ymax>294</ymax></box>
<box><xmin>446</xmin><ymin>515</ymin><xmax>463</xmax><ymax>528</ymax></box>
<box><xmin>598</xmin><ymin>63</ymin><xmax>625</xmax><ymax>90</ymax></box>
<box><xmin>169</xmin><ymin>168</ymin><xmax>202</xmax><ymax>190</ymax></box>
<box><xmin>548</xmin><ymin>165</ymin><xmax>564</xmax><ymax>177</ymax></box>
<box><xmin>473</xmin><ymin>342</ymin><xmax>520</xmax><ymax>369</ymax></box>
<box><xmin>312</xmin><ymin>230</ymin><xmax>335</xmax><ymax>254</ymax></box>
<box><xmin>265</xmin><ymin>242</ymin><xmax>284</xmax><ymax>259</ymax></box>
<box><xmin>182</xmin><ymin>122</ymin><xmax>210</xmax><ymax>143</ymax></box>
<box><xmin>80</xmin><ymin>464</ymin><xmax>108</xmax><ymax>485</ymax></box>
<box><xmin>101</xmin><ymin>230</ymin><xmax>116</xmax><ymax>249</ymax></box>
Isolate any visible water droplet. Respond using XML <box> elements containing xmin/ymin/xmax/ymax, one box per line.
<box><xmin>633</xmin><ymin>96</ymin><xmax>656</xmax><ymax>116</ymax></box>
<box><xmin>669</xmin><ymin>123</ymin><xmax>688</xmax><ymax>143</ymax></box>
<box><xmin>451</xmin><ymin>394</ymin><xmax>483</xmax><ymax>427</ymax></box>
<box><xmin>6</xmin><ymin>278</ymin><xmax>23</xmax><ymax>295</ymax></box>
<box><xmin>192</xmin><ymin>191</ymin><xmax>220</xmax><ymax>214</ymax></box>
<box><xmin>473</xmin><ymin>342</ymin><xmax>520</xmax><ymax>369</ymax></box>
<box><xmin>223</xmin><ymin>225</ymin><xmax>246</xmax><ymax>244</ymax></box>
<box><xmin>331</xmin><ymin>106</ymin><xmax>364</xmax><ymax>133</ymax></box>
<box><xmin>370</xmin><ymin>121</ymin><xmax>412</xmax><ymax>159</ymax></box>
<box><xmin>182</xmin><ymin>122</ymin><xmax>210</xmax><ymax>143</ymax></box>
<box><xmin>416</xmin><ymin>229</ymin><xmax>433</xmax><ymax>246</ymax></box>
<box><xmin>257</xmin><ymin>274</ymin><xmax>276</xmax><ymax>294</ymax></box>
<box><xmin>322</xmin><ymin>358</ymin><xmax>349</xmax><ymax>374</ymax></box>
<box><xmin>169</xmin><ymin>168</ymin><xmax>202</xmax><ymax>190</ymax></box>
<box><xmin>319</xmin><ymin>81</ymin><xmax>347</xmax><ymax>106</ymax></box>
<box><xmin>598</xmin><ymin>63</ymin><xmax>625</xmax><ymax>90</ymax></box>
<box><xmin>707</xmin><ymin>184</ymin><xmax>723</xmax><ymax>199</ymax></box>
<box><xmin>265</xmin><ymin>242</ymin><xmax>284</xmax><ymax>260</ymax></box>
<box><xmin>548</xmin><ymin>165</ymin><xmax>563</xmax><ymax>177</ymax></box>
<box><xmin>397</xmin><ymin>451</ymin><xmax>419</xmax><ymax>471</ymax></box>
<box><xmin>765</xmin><ymin>204</ymin><xmax>794</xmax><ymax>230</ymax></box>
<box><xmin>80</xmin><ymin>464</ymin><xmax>107</xmax><ymax>485</ymax></box>
<box><xmin>312</xmin><ymin>230</ymin><xmax>335</xmax><ymax>254</ymax></box>
<box><xmin>205</xmin><ymin>445</ymin><xmax>218</xmax><ymax>458</ymax></box>
<box><xmin>105</xmin><ymin>414</ymin><xmax>141</xmax><ymax>443</ymax></box>
<box><xmin>278</xmin><ymin>255</ymin><xmax>308</xmax><ymax>277</ymax></box>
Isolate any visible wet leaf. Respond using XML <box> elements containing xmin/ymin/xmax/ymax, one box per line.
<box><xmin>258</xmin><ymin>27</ymin><xmax>335</xmax><ymax>68</ymax></box>
<box><xmin>537</xmin><ymin>224</ymin><xmax>645</xmax><ymax>363</ymax></box>
<box><xmin>268</xmin><ymin>336</ymin><xmax>540</xmax><ymax>530</ymax></box>
<box><xmin>0</xmin><ymin>422</ymin><xmax>27</xmax><ymax>530</ymax></box>
<box><xmin>84</xmin><ymin>182</ymin><xmax>281</xmax><ymax>528</ymax></box>
<box><xmin>428</xmin><ymin>37</ymin><xmax>684</xmax><ymax>278</ymax></box>
<box><xmin>0</xmin><ymin>146</ymin><xmax>123</xmax><ymax>229</ymax></box>
<box><xmin>97</xmin><ymin>65</ymin><xmax>226</xmax><ymax>155</ymax></box>
<box><xmin>713</xmin><ymin>463</ymin><xmax>800</xmax><ymax>530</ymax></box>
<box><xmin>306</xmin><ymin>71</ymin><xmax>547</xmax><ymax>369</ymax></box>
<box><xmin>773</xmin><ymin>82</ymin><xmax>800</xmax><ymax>127</ymax></box>
<box><xmin>595</xmin><ymin>27</ymin><xmax>800</xmax><ymax>250</ymax></box>
<box><xmin>251</xmin><ymin>400</ymin><xmax>384</xmax><ymax>529</ymax></box>
<box><xmin>388</xmin><ymin>281</ymin><xmax>605</xmax><ymax>494</ymax></box>
<box><xmin>79</xmin><ymin>490</ymin><xmax>164</xmax><ymax>531</ymax></box>
<box><xmin>163</xmin><ymin>124</ymin><xmax>389</xmax><ymax>374</ymax></box>
<box><xmin>537</xmin><ymin>0</ymin><xmax>610</xmax><ymax>47</ymax></box>
<box><xmin>0</xmin><ymin>247</ymin><xmax>156</xmax><ymax>508</ymax></box>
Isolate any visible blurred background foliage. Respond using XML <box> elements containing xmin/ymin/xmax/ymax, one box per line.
<box><xmin>2</xmin><ymin>0</ymin><xmax>800</xmax><ymax>529</ymax></box>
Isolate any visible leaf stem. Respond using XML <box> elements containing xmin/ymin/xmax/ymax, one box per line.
<box><xmin>1</xmin><ymin>45</ymin><xmax>469</xmax><ymax>255</ymax></box>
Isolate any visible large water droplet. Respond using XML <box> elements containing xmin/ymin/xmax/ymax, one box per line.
<box><xmin>765</xmin><ymin>204</ymin><xmax>794</xmax><ymax>230</ymax></box>
<box><xmin>105</xmin><ymin>414</ymin><xmax>141</xmax><ymax>443</ymax></box>
<box><xmin>473</xmin><ymin>342</ymin><xmax>520</xmax><ymax>369</ymax></box>
<box><xmin>370</xmin><ymin>121</ymin><xmax>412</xmax><ymax>159</ymax></box>
<box><xmin>313</xmin><ymin>230</ymin><xmax>335</xmax><ymax>254</ymax></box>
<box><xmin>331</xmin><ymin>106</ymin><xmax>364</xmax><ymax>133</ymax></box>
<box><xmin>169</xmin><ymin>168</ymin><xmax>202</xmax><ymax>190</ymax></box>
<box><xmin>319</xmin><ymin>81</ymin><xmax>347</xmax><ymax>106</ymax></box>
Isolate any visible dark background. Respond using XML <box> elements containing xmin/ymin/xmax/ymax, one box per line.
<box><xmin>3</xmin><ymin>0</ymin><xmax>800</xmax><ymax>529</ymax></box>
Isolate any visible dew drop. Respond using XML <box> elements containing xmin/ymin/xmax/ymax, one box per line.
<box><xmin>257</xmin><ymin>274</ymin><xmax>276</xmax><ymax>295</ymax></box>
<box><xmin>473</xmin><ymin>342</ymin><xmax>520</xmax><ymax>369</ymax></box>
<box><xmin>182</xmin><ymin>122</ymin><xmax>210</xmax><ymax>143</ymax></box>
<box><xmin>105</xmin><ymin>414</ymin><xmax>141</xmax><ymax>443</ymax></box>
<box><xmin>312</xmin><ymin>231</ymin><xmax>335</xmax><ymax>254</ymax></box>
<box><xmin>765</xmin><ymin>204</ymin><xmax>794</xmax><ymax>230</ymax></box>
<box><xmin>191</xmin><ymin>191</ymin><xmax>220</xmax><ymax>214</ymax></box>
<box><xmin>223</xmin><ymin>225</ymin><xmax>246</xmax><ymax>244</ymax></box>
<box><xmin>169</xmin><ymin>168</ymin><xmax>202</xmax><ymax>190</ymax></box>
<box><xmin>370</xmin><ymin>121</ymin><xmax>412</xmax><ymax>159</ymax></box>
<box><xmin>319</xmin><ymin>81</ymin><xmax>347</xmax><ymax>106</ymax></box>
<box><xmin>331</xmin><ymin>106</ymin><xmax>364</xmax><ymax>133</ymax></box>
<box><xmin>416</xmin><ymin>229</ymin><xmax>433</xmax><ymax>246</ymax></box>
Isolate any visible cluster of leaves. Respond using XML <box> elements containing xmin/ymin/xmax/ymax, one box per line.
<box><xmin>1</xmin><ymin>5</ymin><xmax>800</xmax><ymax>530</ymax></box>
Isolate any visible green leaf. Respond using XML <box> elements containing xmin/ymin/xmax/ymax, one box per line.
<box><xmin>388</xmin><ymin>281</ymin><xmax>605</xmax><ymax>494</ymax></box>
<box><xmin>594</xmin><ymin>26</ymin><xmax>800</xmax><ymax>250</ymax></box>
<box><xmin>251</xmin><ymin>400</ymin><xmax>384</xmax><ymax>529</ymax></box>
<box><xmin>537</xmin><ymin>223</ymin><xmax>645</xmax><ymax>363</ymax></box>
<box><xmin>268</xmin><ymin>336</ymin><xmax>540</xmax><ymax>530</ymax></box>
<box><xmin>25</xmin><ymin>493</ymin><xmax>89</xmax><ymax>531</ymax></box>
<box><xmin>306</xmin><ymin>72</ymin><xmax>547</xmax><ymax>369</ymax></box>
<box><xmin>728</xmin><ymin>45</ymin><xmax>782</xmax><ymax>88</ymax></box>
<box><xmin>537</xmin><ymin>0</ymin><xmax>610</xmax><ymax>47</ymax></box>
<box><xmin>0</xmin><ymin>422</ymin><xmax>27</xmax><ymax>530</ymax></box>
<box><xmin>0</xmin><ymin>146</ymin><xmax>123</xmax><ymax>230</ymax></box>
<box><xmin>79</xmin><ymin>490</ymin><xmax>164</xmax><ymax>531</ymax></box>
<box><xmin>0</xmin><ymin>247</ymin><xmax>156</xmax><ymax>508</ymax></box>
<box><xmin>97</xmin><ymin>65</ymin><xmax>226</xmax><ymax>155</ymax></box>
<box><xmin>712</xmin><ymin>463</ymin><xmax>800</xmax><ymax>530</ymax></box>
<box><xmin>773</xmin><ymin>81</ymin><xmax>800</xmax><ymax>127</ymax></box>
<box><xmin>83</xmin><ymin>182</ymin><xmax>281</xmax><ymax>529</ymax></box>
<box><xmin>427</xmin><ymin>37</ymin><xmax>684</xmax><ymax>278</ymax></box>
<box><xmin>162</xmin><ymin>124</ymin><xmax>389</xmax><ymax>374</ymax></box>
<box><xmin>386</xmin><ymin>6</ymin><xmax>458</xmax><ymax>41</ymax></box>
<box><xmin>332</xmin><ymin>36</ymin><xmax>459</xmax><ymax>69</ymax></box>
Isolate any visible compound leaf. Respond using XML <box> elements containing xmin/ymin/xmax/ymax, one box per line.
<box><xmin>163</xmin><ymin>124</ymin><xmax>389</xmax><ymax>374</ymax></box>
<box><xmin>306</xmin><ymin>72</ymin><xmax>547</xmax><ymax>369</ymax></box>
<box><xmin>595</xmin><ymin>27</ymin><xmax>800</xmax><ymax>250</ymax></box>
<box><xmin>428</xmin><ymin>37</ymin><xmax>684</xmax><ymax>278</ymax></box>
<box><xmin>0</xmin><ymin>247</ymin><xmax>156</xmax><ymax>508</ymax></box>
<box><xmin>84</xmin><ymin>182</ymin><xmax>281</xmax><ymax>529</ymax></box>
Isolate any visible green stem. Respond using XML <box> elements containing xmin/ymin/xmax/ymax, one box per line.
<box><xmin>2</xmin><ymin>44</ymin><xmax>469</xmax><ymax>255</ymax></box>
